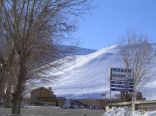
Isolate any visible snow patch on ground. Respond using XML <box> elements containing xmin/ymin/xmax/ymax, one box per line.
<box><xmin>103</xmin><ymin>107</ymin><xmax>156</xmax><ymax>116</ymax></box>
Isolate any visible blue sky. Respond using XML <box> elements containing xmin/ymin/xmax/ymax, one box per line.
<box><xmin>75</xmin><ymin>0</ymin><xmax>156</xmax><ymax>50</ymax></box>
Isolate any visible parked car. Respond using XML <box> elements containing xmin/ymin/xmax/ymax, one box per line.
<box><xmin>89</xmin><ymin>105</ymin><xmax>101</xmax><ymax>110</ymax></box>
<box><xmin>32</xmin><ymin>101</ymin><xmax>44</xmax><ymax>106</ymax></box>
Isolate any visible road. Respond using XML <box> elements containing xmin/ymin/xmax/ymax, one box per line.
<box><xmin>0</xmin><ymin>106</ymin><xmax>105</xmax><ymax>116</ymax></box>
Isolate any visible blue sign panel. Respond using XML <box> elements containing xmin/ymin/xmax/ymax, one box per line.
<box><xmin>111</xmin><ymin>80</ymin><xmax>133</xmax><ymax>85</ymax></box>
<box><xmin>111</xmin><ymin>84</ymin><xmax>133</xmax><ymax>88</ymax></box>
<box><xmin>111</xmin><ymin>88</ymin><xmax>133</xmax><ymax>92</ymax></box>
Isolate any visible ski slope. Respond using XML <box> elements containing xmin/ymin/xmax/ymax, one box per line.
<box><xmin>31</xmin><ymin>45</ymin><xmax>156</xmax><ymax>100</ymax></box>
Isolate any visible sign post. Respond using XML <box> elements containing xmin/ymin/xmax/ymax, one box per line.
<box><xmin>110</xmin><ymin>68</ymin><xmax>134</xmax><ymax>110</ymax></box>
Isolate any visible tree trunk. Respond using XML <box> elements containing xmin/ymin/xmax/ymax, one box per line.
<box><xmin>12</xmin><ymin>56</ymin><xmax>26</xmax><ymax>114</ymax></box>
<box><xmin>4</xmin><ymin>85</ymin><xmax>11</xmax><ymax>108</ymax></box>
<box><xmin>12</xmin><ymin>96</ymin><xmax>21</xmax><ymax>114</ymax></box>
<box><xmin>121</xmin><ymin>91</ymin><xmax>132</xmax><ymax>102</ymax></box>
<box><xmin>12</xmin><ymin>80</ymin><xmax>25</xmax><ymax>114</ymax></box>
<box><xmin>12</xmin><ymin>80</ymin><xmax>23</xmax><ymax>114</ymax></box>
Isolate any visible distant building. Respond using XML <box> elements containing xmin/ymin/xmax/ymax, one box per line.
<box><xmin>31</xmin><ymin>87</ymin><xmax>65</xmax><ymax>106</ymax></box>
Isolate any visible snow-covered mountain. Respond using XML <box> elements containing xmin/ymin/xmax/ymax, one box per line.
<box><xmin>57</xmin><ymin>45</ymin><xmax>96</xmax><ymax>57</ymax></box>
<box><xmin>31</xmin><ymin>45</ymin><xmax>156</xmax><ymax>100</ymax></box>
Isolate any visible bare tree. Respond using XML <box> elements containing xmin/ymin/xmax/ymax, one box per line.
<box><xmin>119</xmin><ymin>33</ymin><xmax>154</xmax><ymax>101</ymax></box>
<box><xmin>0</xmin><ymin>35</ymin><xmax>16</xmax><ymax>107</ymax></box>
<box><xmin>0</xmin><ymin>0</ymin><xmax>90</xmax><ymax>114</ymax></box>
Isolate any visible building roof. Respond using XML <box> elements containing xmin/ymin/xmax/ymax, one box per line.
<box><xmin>31</xmin><ymin>86</ymin><xmax>53</xmax><ymax>93</ymax></box>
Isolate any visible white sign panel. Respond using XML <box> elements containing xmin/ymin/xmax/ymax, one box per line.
<box><xmin>111</xmin><ymin>68</ymin><xmax>133</xmax><ymax>81</ymax></box>
<box><xmin>110</xmin><ymin>68</ymin><xmax>134</xmax><ymax>92</ymax></box>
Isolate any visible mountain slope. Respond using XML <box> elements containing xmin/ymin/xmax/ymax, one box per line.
<box><xmin>32</xmin><ymin>45</ymin><xmax>156</xmax><ymax>100</ymax></box>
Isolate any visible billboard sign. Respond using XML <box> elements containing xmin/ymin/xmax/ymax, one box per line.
<box><xmin>110</xmin><ymin>68</ymin><xmax>133</xmax><ymax>92</ymax></box>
